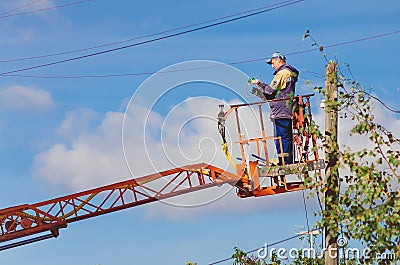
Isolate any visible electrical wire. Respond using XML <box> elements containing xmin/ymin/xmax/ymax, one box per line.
<box><xmin>0</xmin><ymin>0</ymin><xmax>304</xmax><ymax>76</ymax></box>
<box><xmin>2</xmin><ymin>28</ymin><xmax>399</xmax><ymax>79</ymax></box>
<box><xmin>336</xmin><ymin>56</ymin><xmax>400</xmax><ymax>114</ymax></box>
<box><xmin>1</xmin><ymin>58</ymin><xmax>262</xmax><ymax>79</ymax></box>
<box><xmin>360</xmin><ymin>90</ymin><xmax>400</xmax><ymax>113</ymax></box>
<box><xmin>0</xmin><ymin>0</ymin><xmax>42</xmax><ymax>16</ymax></box>
<box><xmin>302</xmin><ymin>53</ymin><xmax>400</xmax><ymax>114</ymax></box>
<box><xmin>0</xmin><ymin>0</ymin><xmax>297</xmax><ymax>63</ymax></box>
<box><xmin>0</xmin><ymin>0</ymin><xmax>92</xmax><ymax>19</ymax></box>
<box><xmin>302</xmin><ymin>70</ymin><xmax>324</xmax><ymax>79</ymax></box>
<box><xmin>325</xmin><ymin>30</ymin><xmax>400</xmax><ymax>50</ymax></box>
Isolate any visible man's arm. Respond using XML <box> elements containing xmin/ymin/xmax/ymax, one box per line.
<box><xmin>249</xmin><ymin>69</ymin><xmax>291</xmax><ymax>100</ymax></box>
<box><xmin>258</xmin><ymin>69</ymin><xmax>291</xmax><ymax>98</ymax></box>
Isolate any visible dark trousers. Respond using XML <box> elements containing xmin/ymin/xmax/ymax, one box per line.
<box><xmin>273</xmin><ymin>119</ymin><xmax>293</xmax><ymax>165</ymax></box>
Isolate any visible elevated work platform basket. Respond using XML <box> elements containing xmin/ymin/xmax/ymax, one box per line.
<box><xmin>217</xmin><ymin>94</ymin><xmax>324</xmax><ymax>198</ymax></box>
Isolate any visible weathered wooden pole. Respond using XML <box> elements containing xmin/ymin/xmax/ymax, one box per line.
<box><xmin>324</xmin><ymin>60</ymin><xmax>339</xmax><ymax>265</ymax></box>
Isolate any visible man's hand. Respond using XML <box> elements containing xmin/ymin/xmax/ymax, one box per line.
<box><xmin>248</xmin><ymin>78</ymin><xmax>259</xmax><ymax>84</ymax></box>
<box><xmin>251</xmin><ymin>87</ymin><xmax>267</xmax><ymax>101</ymax></box>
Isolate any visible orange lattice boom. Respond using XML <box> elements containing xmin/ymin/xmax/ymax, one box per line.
<box><xmin>0</xmin><ymin>164</ymin><xmax>239</xmax><ymax>251</ymax></box>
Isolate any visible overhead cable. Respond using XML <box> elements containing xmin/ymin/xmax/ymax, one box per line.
<box><xmin>3</xmin><ymin>29</ymin><xmax>400</xmax><ymax>79</ymax></box>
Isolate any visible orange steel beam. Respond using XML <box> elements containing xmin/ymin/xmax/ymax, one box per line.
<box><xmin>0</xmin><ymin>163</ymin><xmax>239</xmax><ymax>250</ymax></box>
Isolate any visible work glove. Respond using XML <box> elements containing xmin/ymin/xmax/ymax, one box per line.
<box><xmin>248</xmin><ymin>78</ymin><xmax>259</xmax><ymax>84</ymax></box>
<box><xmin>251</xmin><ymin>87</ymin><xmax>267</xmax><ymax>101</ymax></box>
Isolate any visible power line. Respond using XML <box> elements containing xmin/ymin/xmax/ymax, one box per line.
<box><xmin>305</xmin><ymin>59</ymin><xmax>400</xmax><ymax>114</ymax></box>
<box><xmin>0</xmin><ymin>0</ymin><xmax>297</xmax><ymax>63</ymax></box>
<box><xmin>1</xmin><ymin>58</ymin><xmax>261</xmax><ymax>79</ymax></box>
<box><xmin>3</xmin><ymin>29</ymin><xmax>400</xmax><ymax>80</ymax></box>
<box><xmin>0</xmin><ymin>0</ymin><xmax>42</xmax><ymax>16</ymax></box>
<box><xmin>331</xmin><ymin>55</ymin><xmax>400</xmax><ymax>114</ymax></box>
<box><xmin>324</xmin><ymin>30</ymin><xmax>400</xmax><ymax>49</ymax></box>
<box><xmin>302</xmin><ymin>70</ymin><xmax>324</xmax><ymax>79</ymax></box>
<box><xmin>0</xmin><ymin>0</ymin><xmax>92</xmax><ymax>19</ymax></box>
<box><xmin>359</xmin><ymin>90</ymin><xmax>400</xmax><ymax>113</ymax></box>
<box><xmin>338</xmin><ymin>63</ymin><xmax>400</xmax><ymax>114</ymax></box>
<box><xmin>0</xmin><ymin>0</ymin><xmax>304</xmax><ymax>76</ymax></box>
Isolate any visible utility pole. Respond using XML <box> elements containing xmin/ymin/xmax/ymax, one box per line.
<box><xmin>324</xmin><ymin>60</ymin><xmax>339</xmax><ymax>265</ymax></box>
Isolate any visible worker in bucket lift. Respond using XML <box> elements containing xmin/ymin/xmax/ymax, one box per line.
<box><xmin>248</xmin><ymin>52</ymin><xmax>299</xmax><ymax>166</ymax></box>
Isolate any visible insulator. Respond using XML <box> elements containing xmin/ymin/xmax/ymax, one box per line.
<box><xmin>217</xmin><ymin>104</ymin><xmax>225</xmax><ymax>124</ymax></box>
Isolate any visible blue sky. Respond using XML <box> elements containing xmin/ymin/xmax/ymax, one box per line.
<box><xmin>0</xmin><ymin>0</ymin><xmax>399</xmax><ymax>264</ymax></box>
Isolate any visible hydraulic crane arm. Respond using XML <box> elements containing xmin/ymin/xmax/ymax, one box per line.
<box><xmin>0</xmin><ymin>163</ymin><xmax>239</xmax><ymax>251</ymax></box>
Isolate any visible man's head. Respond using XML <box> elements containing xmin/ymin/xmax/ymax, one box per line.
<box><xmin>266</xmin><ymin>52</ymin><xmax>286</xmax><ymax>70</ymax></box>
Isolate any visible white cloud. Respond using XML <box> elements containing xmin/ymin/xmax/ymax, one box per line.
<box><xmin>56</xmin><ymin>108</ymin><xmax>98</xmax><ymax>139</ymax></box>
<box><xmin>34</xmin><ymin>111</ymin><xmax>129</xmax><ymax>190</ymax></box>
<box><xmin>0</xmin><ymin>85</ymin><xmax>53</xmax><ymax>110</ymax></box>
